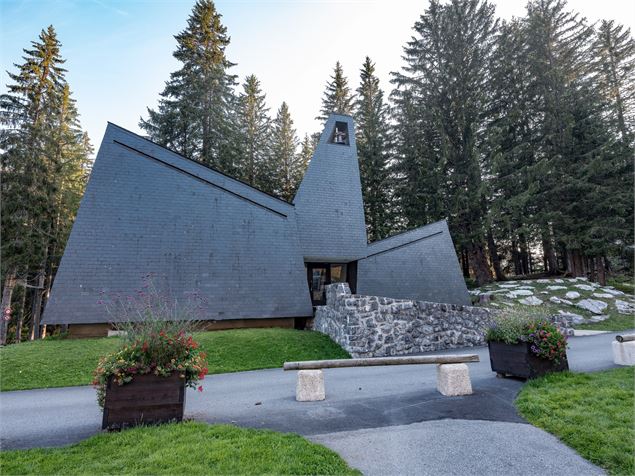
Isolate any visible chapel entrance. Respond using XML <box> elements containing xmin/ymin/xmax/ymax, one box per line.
<box><xmin>306</xmin><ymin>262</ymin><xmax>357</xmax><ymax>306</ymax></box>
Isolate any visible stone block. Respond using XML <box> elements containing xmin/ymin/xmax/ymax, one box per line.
<box><xmin>436</xmin><ymin>363</ymin><xmax>473</xmax><ymax>396</ymax></box>
<box><xmin>612</xmin><ymin>341</ymin><xmax>635</xmax><ymax>366</ymax></box>
<box><xmin>296</xmin><ymin>370</ymin><xmax>326</xmax><ymax>401</ymax></box>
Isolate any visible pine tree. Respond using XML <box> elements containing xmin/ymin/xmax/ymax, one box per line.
<box><xmin>317</xmin><ymin>61</ymin><xmax>354</xmax><ymax>121</ymax></box>
<box><xmin>591</xmin><ymin>20</ymin><xmax>635</xmax><ymax>141</ymax></box>
<box><xmin>0</xmin><ymin>26</ymin><xmax>91</xmax><ymax>342</ymax></box>
<box><xmin>355</xmin><ymin>57</ymin><xmax>391</xmax><ymax>241</ymax></box>
<box><xmin>236</xmin><ymin>75</ymin><xmax>271</xmax><ymax>188</ymax></box>
<box><xmin>298</xmin><ymin>134</ymin><xmax>314</xmax><ymax>175</ymax></box>
<box><xmin>270</xmin><ymin>102</ymin><xmax>302</xmax><ymax>201</ymax></box>
<box><xmin>485</xmin><ymin>19</ymin><xmax>536</xmax><ymax>277</ymax></box>
<box><xmin>392</xmin><ymin>0</ymin><xmax>498</xmax><ymax>285</ymax></box>
<box><xmin>140</xmin><ymin>0</ymin><xmax>238</xmax><ymax>171</ymax></box>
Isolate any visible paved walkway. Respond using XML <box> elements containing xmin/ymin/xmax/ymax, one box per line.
<box><xmin>1</xmin><ymin>331</ymin><xmax>626</xmax><ymax>474</ymax></box>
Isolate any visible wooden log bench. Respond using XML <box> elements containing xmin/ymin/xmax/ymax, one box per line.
<box><xmin>283</xmin><ymin>354</ymin><xmax>480</xmax><ymax>401</ymax></box>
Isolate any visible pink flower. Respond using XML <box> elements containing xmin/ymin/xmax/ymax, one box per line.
<box><xmin>197</xmin><ymin>386</ymin><xmax>203</xmax><ymax>392</ymax></box>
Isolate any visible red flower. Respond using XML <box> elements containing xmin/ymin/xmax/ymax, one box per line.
<box><xmin>197</xmin><ymin>385</ymin><xmax>203</xmax><ymax>392</ymax></box>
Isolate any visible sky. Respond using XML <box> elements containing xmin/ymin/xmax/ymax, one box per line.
<box><xmin>2</xmin><ymin>0</ymin><xmax>634</xmax><ymax>151</ymax></box>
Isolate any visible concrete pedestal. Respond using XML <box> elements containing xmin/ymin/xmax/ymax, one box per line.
<box><xmin>436</xmin><ymin>363</ymin><xmax>473</xmax><ymax>396</ymax></box>
<box><xmin>296</xmin><ymin>370</ymin><xmax>326</xmax><ymax>401</ymax></box>
<box><xmin>612</xmin><ymin>341</ymin><xmax>635</xmax><ymax>366</ymax></box>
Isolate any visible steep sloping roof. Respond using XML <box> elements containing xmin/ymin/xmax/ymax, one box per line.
<box><xmin>43</xmin><ymin>124</ymin><xmax>313</xmax><ymax>324</ymax></box>
<box><xmin>357</xmin><ymin>220</ymin><xmax>471</xmax><ymax>306</ymax></box>
<box><xmin>293</xmin><ymin>115</ymin><xmax>367</xmax><ymax>262</ymax></box>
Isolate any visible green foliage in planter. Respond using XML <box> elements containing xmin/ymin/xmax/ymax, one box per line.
<box><xmin>93</xmin><ymin>278</ymin><xmax>209</xmax><ymax>407</ymax></box>
<box><xmin>93</xmin><ymin>331</ymin><xmax>207</xmax><ymax>408</ymax></box>
<box><xmin>486</xmin><ymin>308</ymin><xmax>568</xmax><ymax>362</ymax></box>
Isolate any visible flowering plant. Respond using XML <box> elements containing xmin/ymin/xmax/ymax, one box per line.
<box><xmin>93</xmin><ymin>275</ymin><xmax>208</xmax><ymax>408</ymax></box>
<box><xmin>93</xmin><ymin>330</ymin><xmax>207</xmax><ymax>408</ymax></box>
<box><xmin>486</xmin><ymin>309</ymin><xmax>568</xmax><ymax>362</ymax></box>
<box><xmin>525</xmin><ymin>319</ymin><xmax>568</xmax><ymax>364</ymax></box>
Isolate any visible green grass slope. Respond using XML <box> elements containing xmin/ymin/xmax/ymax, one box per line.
<box><xmin>0</xmin><ymin>421</ymin><xmax>360</xmax><ymax>475</ymax></box>
<box><xmin>0</xmin><ymin>328</ymin><xmax>349</xmax><ymax>392</ymax></box>
<box><xmin>516</xmin><ymin>367</ymin><xmax>634</xmax><ymax>475</ymax></box>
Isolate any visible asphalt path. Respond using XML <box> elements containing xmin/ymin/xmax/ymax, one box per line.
<box><xmin>1</xmin><ymin>331</ymin><xmax>627</xmax><ymax>475</ymax></box>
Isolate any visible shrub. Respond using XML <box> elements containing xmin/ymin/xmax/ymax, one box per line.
<box><xmin>92</xmin><ymin>276</ymin><xmax>208</xmax><ymax>407</ymax></box>
<box><xmin>486</xmin><ymin>309</ymin><xmax>568</xmax><ymax>363</ymax></box>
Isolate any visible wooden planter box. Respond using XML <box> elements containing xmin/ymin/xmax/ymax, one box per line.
<box><xmin>102</xmin><ymin>373</ymin><xmax>186</xmax><ymax>430</ymax></box>
<box><xmin>488</xmin><ymin>341</ymin><xmax>568</xmax><ymax>379</ymax></box>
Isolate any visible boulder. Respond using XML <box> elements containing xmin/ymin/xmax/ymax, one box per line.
<box><xmin>592</xmin><ymin>293</ymin><xmax>615</xmax><ymax>299</ymax></box>
<box><xmin>615</xmin><ymin>299</ymin><xmax>635</xmax><ymax>315</ymax></box>
<box><xmin>600</xmin><ymin>288</ymin><xmax>625</xmax><ymax>296</ymax></box>
<box><xmin>517</xmin><ymin>285</ymin><xmax>535</xmax><ymax>289</ymax></box>
<box><xmin>499</xmin><ymin>284</ymin><xmax>519</xmax><ymax>288</ymax></box>
<box><xmin>547</xmin><ymin>285</ymin><xmax>568</xmax><ymax>291</ymax></box>
<box><xmin>565</xmin><ymin>291</ymin><xmax>581</xmax><ymax>299</ymax></box>
<box><xmin>550</xmin><ymin>296</ymin><xmax>573</xmax><ymax>306</ymax></box>
<box><xmin>589</xmin><ymin>315</ymin><xmax>609</xmax><ymax>323</ymax></box>
<box><xmin>574</xmin><ymin>284</ymin><xmax>595</xmax><ymax>291</ymax></box>
<box><xmin>506</xmin><ymin>289</ymin><xmax>534</xmax><ymax>298</ymax></box>
<box><xmin>536</xmin><ymin>279</ymin><xmax>551</xmax><ymax>283</ymax></box>
<box><xmin>519</xmin><ymin>296</ymin><xmax>543</xmax><ymax>306</ymax></box>
<box><xmin>557</xmin><ymin>310</ymin><xmax>586</xmax><ymax>325</ymax></box>
<box><xmin>553</xmin><ymin>279</ymin><xmax>564</xmax><ymax>283</ymax></box>
<box><xmin>576</xmin><ymin>299</ymin><xmax>608</xmax><ymax>315</ymax></box>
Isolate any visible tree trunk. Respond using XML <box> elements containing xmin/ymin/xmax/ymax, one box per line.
<box><xmin>487</xmin><ymin>229</ymin><xmax>504</xmax><ymax>281</ymax></box>
<box><xmin>1</xmin><ymin>271</ymin><xmax>17</xmax><ymax>345</ymax></box>
<box><xmin>519</xmin><ymin>235</ymin><xmax>530</xmax><ymax>275</ymax></box>
<box><xmin>461</xmin><ymin>247</ymin><xmax>470</xmax><ymax>278</ymax></box>
<box><xmin>468</xmin><ymin>242</ymin><xmax>493</xmax><ymax>286</ymax></box>
<box><xmin>542</xmin><ymin>233</ymin><xmax>557</xmax><ymax>275</ymax></box>
<box><xmin>15</xmin><ymin>285</ymin><xmax>27</xmax><ymax>343</ymax></box>
<box><xmin>596</xmin><ymin>256</ymin><xmax>607</xmax><ymax>286</ymax></box>
<box><xmin>511</xmin><ymin>240</ymin><xmax>522</xmax><ymax>276</ymax></box>
<box><xmin>30</xmin><ymin>270</ymin><xmax>45</xmax><ymax>340</ymax></box>
<box><xmin>589</xmin><ymin>257</ymin><xmax>597</xmax><ymax>283</ymax></box>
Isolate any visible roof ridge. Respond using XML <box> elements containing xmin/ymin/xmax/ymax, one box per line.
<box><xmin>106</xmin><ymin>122</ymin><xmax>294</xmax><ymax>206</ymax></box>
<box><xmin>367</xmin><ymin>220</ymin><xmax>447</xmax><ymax>246</ymax></box>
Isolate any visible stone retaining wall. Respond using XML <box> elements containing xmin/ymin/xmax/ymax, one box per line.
<box><xmin>313</xmin><ymin>283</ymin><xmax>493</xmax><ymax>358</ymax></box>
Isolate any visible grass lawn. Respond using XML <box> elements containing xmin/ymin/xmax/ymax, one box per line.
<box><xmin>0</xmin><ymin>328</ymin><xmax>350</xmax><ymax>392</ymax></box>
<box><xmin>0</xmin><ymin>421</ymin><xmax>360</xmax><ymax>475</ymax></box>
<box><xmin>516</xmin><ymin>367</ymin><xmax>634</xmax><ymax>475</ymax></box>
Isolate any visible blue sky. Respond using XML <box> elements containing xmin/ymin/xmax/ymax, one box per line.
<box><xmin>2</xmin><ymin>0</ymin><xmax>634</xmax><ymax>151</ymax></box>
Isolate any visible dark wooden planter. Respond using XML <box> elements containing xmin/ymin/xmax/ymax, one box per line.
<box><xmin>488</xmin><ymin>341</ymin><xmax>568</xmax><ymax>379</ymax></box>
<box><xmin>102</xmin><ymin>373</ymin><xmax>186</xmax><ymax>430</ymax></box>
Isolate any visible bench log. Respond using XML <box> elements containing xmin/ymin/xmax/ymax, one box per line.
<box><xmin>284</xmin><ymin>354</ymin><xmax>480</xmax><ymax>401</ymax></box>
<box><xmin>284</xmin><ymin>354</ymin><xmax>479</xmax><ymax>371</ymax></box>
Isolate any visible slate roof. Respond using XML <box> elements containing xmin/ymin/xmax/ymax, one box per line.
<box><xmin>43</xmin><ymin>115</ymin><xmax>470</xmax><ymax>325</ymax></box>
<box><xmin>43</xmin><ymin>124</ymin><xmax>313</xmax><ymax>324</ymax></box>
<box><xmin>357</xmin><ymin>220</ymin><xmax>471</xmax><ymax>306</ymax></box>
<box><xmin>293</xmin><ymin>115</ymin><xmax>367</xmax><ymax>262</ymax></box>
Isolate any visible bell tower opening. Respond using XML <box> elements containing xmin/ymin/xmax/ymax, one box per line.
<box><xmin>329</xmin><ymin>121</ymin><xmax>350</xmax><ymax>146</ymax></box>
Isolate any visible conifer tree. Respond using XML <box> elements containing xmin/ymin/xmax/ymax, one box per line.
<box><xmin>392</xmin><ymin>0</ymin><xmax>497</xmax><ymax>285</ymax></box>
<box><xmin>317</xmin><ymin>61</ymin><xmax>354</xmax><ymax>121</ymax></box>
<box><xmin>236</xmin><ymin>75</ymin><xmax>271</xmax><ymax>188</ymax></box>
<box><xmin>0</xmin><ymin>26</ymin><xmax>91</xmax><ymax>342</ymax></box>
<box><xmin>140</xmin><ymin>0</ymin><xmax>238</xmax><ymax>171</ymax></box>
<box><xmin>270</xmin><ymin>102</ymin><xmax>302</xmax><ymax>201</ymax></box>
<box><xmin>298</xmin><ymin>134</ymin><xmax>314</xmax><ymax>174</ymax></box>
<box><xmin>591</xmin><ymin>20</ymin><xmax>635</xmax><ymax>141</ymax></box>
<box><xmin>355</xmin><ymin>57</ymin><xmax>391</xmax><ymax>241</ymax></box>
